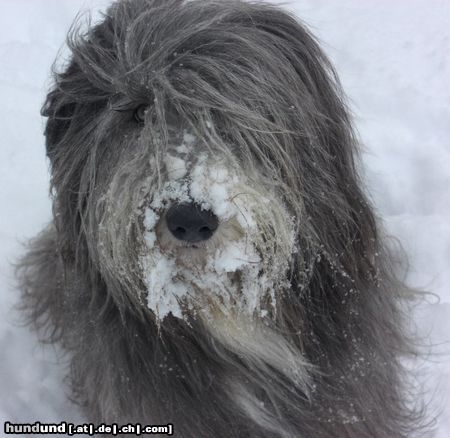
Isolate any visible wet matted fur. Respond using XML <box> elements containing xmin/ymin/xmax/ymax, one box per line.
<box><xmin>18</xmin><ymin>0</ymin><xmax>425</xmax><ymax>436</ymax></box>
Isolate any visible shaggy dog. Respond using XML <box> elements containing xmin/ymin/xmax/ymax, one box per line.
<box><xmin>19</xmin><ymin>0</ymin><xmax>424</xmax><ymax>436</ymax></box>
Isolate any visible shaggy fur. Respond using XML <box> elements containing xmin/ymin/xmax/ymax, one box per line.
<box><xmin>18</xmin><ymin>0</ymin><xmax>424</xmax><ymax>436</ymax></box>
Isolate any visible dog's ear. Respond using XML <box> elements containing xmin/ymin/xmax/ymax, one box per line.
<box><xmin>249</xmin><ymin>7</ymin><xmax>379</xmax><ymax>276</ymax></box>
<box><xmin>42</xmin><ymin>12</ymin><xmax>117</xmax><ymax>162</ymax></box>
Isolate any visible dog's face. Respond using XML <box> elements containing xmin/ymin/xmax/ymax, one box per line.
<box><xmin>44</xmin><ymin>0</ymin><xmax>368</xmax><ymax>325</ymax></box>
<box><xmin>61</xmin><ymin>79</ymin><xmax>298</xmax><ymax>324</ymax></box>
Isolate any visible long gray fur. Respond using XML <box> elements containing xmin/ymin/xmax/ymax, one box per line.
<box><xmin>17</xmin><ymin>0</ymin><xmax>425</xmax><ymax>436</ymax></box>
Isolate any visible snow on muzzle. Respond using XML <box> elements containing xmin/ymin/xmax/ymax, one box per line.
<box><xmin>140</xmin><ymin>133</ymin><xmax>295</xmax><ymax>323</ymax></box>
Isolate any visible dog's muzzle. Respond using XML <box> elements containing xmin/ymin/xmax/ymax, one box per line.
<box><xmin>165</xmin><ymin>202</ymin><xmax>219</xmax><ymax>243</ymax></box>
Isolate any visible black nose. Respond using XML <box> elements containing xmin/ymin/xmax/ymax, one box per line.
<box><xmin>165</xmin><ymin>203</ymin><xmax>219</xmax><ymax>243</ymax></box>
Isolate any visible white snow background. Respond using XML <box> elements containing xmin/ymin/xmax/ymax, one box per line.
<box><xmin>0</xmin><ymin>0</ymin><xmax>449</xmax><ymax>436</ymax></box>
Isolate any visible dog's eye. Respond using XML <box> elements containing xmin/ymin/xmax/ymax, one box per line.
<box><xmin>134</xmin><ymin>104</ymin><xmax>149</xmax><ymax>124</ymax></box>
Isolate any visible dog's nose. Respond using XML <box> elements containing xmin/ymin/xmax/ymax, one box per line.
<box><xmin>166</xmin><ymin>203</ymin><xmax>219</xmax><ymax>243</ymax></box>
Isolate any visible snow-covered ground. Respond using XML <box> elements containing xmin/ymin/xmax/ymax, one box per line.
<box><xmin>0</xmin><ymin>0</ymin><xmax>448</xmax><ymax>436</ymax></box>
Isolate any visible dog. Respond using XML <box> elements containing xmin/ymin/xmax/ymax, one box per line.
<box><xmin>18</xmin><ymin>0</ymin><xmax>425</xmax><ymax>436</ymax></box>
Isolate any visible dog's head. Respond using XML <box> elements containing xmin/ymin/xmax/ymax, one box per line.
<box><xmin>43</xmin><ymin>0</ymin><xmax>376</xmax><ymax>324</ymax></box>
